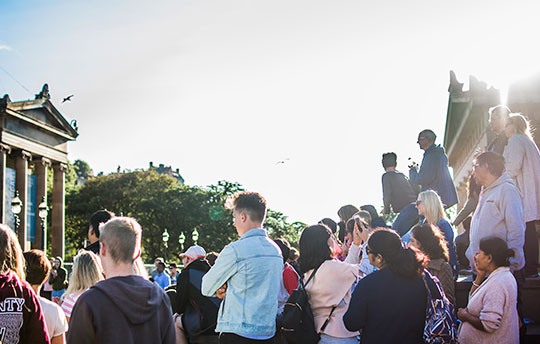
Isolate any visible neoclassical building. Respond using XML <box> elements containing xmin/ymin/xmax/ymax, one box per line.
<box><xmin>444</xmin><ymin>71</ymin><xmax>540</xmax><ymax>221</ymax></box>
<box><xmin>0</xmin><ymin>84</ymin><xmax>78</xmax><ymax>258</ymax></box>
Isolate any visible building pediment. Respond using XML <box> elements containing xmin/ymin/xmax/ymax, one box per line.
<box><xmin>0</xmin><ymin>84</ymin><xmax>78</xmax><ymax>163</ymax></box>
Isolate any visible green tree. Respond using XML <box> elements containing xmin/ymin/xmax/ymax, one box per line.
<box><xmin>64</xmin><ymin>171</ymin><xmax>303</xmax><ymax>262</ymax></box>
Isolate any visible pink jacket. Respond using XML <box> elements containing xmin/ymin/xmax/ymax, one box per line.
<box><xmin>304</xmin><ymin>259</ymin><xmax>360</xmax><ymax>338</ymax></box>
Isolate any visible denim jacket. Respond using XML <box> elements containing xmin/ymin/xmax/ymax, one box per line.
<box><xmin>201</xmin><ymin>228</ymin><xmax>283</xmax><ymax>336</ymax></box>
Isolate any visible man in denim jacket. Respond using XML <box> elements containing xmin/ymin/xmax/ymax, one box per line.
<box><xmin>201</xmin><ymin>192</ymin><xmax>283</xmax><ymax>343</ymax></box>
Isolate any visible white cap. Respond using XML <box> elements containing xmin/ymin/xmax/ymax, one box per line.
<box><xmin>179</xmin><ymin>245</ymin><xmax>206</xmax><ymax>260</ymax></box>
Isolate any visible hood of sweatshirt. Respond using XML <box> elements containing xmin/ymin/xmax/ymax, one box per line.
<box><xmin>91</xmin><ymin>275</ymin><xmax>167</xmax><ymax>325</ymax></box>
<box><xmin>484</xmin><ymin>172</ymin><xmax>515</xmax><ymax>193</ymax></box>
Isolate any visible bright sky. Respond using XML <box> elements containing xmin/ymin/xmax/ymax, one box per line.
<box><xmin>1</xmin><ymin>0</ymin><xmax>540</xmax><ymax>225</ymax></box>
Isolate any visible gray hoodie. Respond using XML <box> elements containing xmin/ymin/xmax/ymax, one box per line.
<box><xmin>66</xmin><ymin>275</ymin><xmax>175</xmax><ymax>344</ymax></box>
<box><xmin>467</xmin><ymin>173</ymin><xmax>525</xmax><ymax>271</ymax></box>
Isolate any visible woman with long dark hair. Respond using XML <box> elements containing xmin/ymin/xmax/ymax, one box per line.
<box><xmin>0</xmin><ymin>224</ymin><xmax>49</xmax><ymax>343</ymax></box>
<box><xmin>343</xmin><ymin>228</ymin><xmax>427</xmax><ymax>344</ymax></box>
<box><xmin>410</xmin><ymin>223</ymin><xmax>455</xmax><ymax>304</ymax></box>
<box><xmin>458</xmin><ymin>237</ymin><xmax>519</xmax><ymax>343</ymax></box>
<box><xmin>298</xmin><ymin>224</ymin><xmax>360</xmax><ymax>343</ymax></box>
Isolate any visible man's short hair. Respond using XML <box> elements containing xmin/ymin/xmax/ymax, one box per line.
<box><xmin>100</xmin><ymin>217</ymin><xmax>142</xmax><ymax>264</ymax></box>
<box><xmin>382</xmin><ymin>152</ymin><xmax>397</xmax><ymax>168</ymax></box>
<box><xmin>488</xmin><ymin>105</ymin><xmax>511</xmax><ymax>119</ymax></box>
<box><xmin>89</xmin><ymin>210</ymin><xmax>115</xmax><ymax>238</ymax></box>
<box><xmin>476</xmin><ymin>151</ymin><xmax>505</xmax><ymax>177</ymax></box>
<box><xmin>419</xmin><ymin>129</ymin><xmax>437</xmax><ymax>142</ymax></box>
<box><xmin>225</xmin><ymin>191</ymin><xmax>267</xmax><ymax>223</ymax></box>
<box><xmin>23</xmin><ymin>249</ymin><xmax>51</xmax><ymax>286</ymax></box>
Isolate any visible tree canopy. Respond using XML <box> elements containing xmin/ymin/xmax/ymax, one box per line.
<box><xmin>64</xmin><ymin>167</ymin><xmax>305</xmax><ymax>262</ymax></box>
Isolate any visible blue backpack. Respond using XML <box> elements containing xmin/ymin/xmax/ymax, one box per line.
<box><xmin>422</xmin><ymin>270</ymin><xmax>458</xmax><ymax>344</ymax></box>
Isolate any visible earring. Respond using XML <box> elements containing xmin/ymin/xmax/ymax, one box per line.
<box><xmin>377</xmin><ymin>259</ymin><xmax>381</xmax><ymax>264</ymax></box>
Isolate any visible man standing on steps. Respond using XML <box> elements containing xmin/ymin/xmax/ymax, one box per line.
<box><xmin>409</xmin><ymin>129</ymin><xmax>458</xmax><ymax>208</ymax></box>
<box><xmin>202</xmin><ymin>192</ymin><xmax>283</xmax><ymax>344</ymax></box>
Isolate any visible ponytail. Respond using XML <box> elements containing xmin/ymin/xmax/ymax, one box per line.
<box><xmin>386</xmin><ymin>247</ymin><xmax>427</xmax><ymax>279</ymax></box>
<box><xmin>479</xmin><ymin>236</ymin><xmax>514</xmax><ymax>267</ymax></box>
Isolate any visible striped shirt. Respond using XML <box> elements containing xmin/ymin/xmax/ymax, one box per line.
<box><xmin>61</xmin><ymin>291</ymin><xmax>84</xmax><ymax>318</ymax></box>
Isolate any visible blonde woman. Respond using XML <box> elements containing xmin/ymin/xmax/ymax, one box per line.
<box><xmin>61</xmin><ymin>250</ymin><xmax>104</xmax><ymax>322</ymax></box>
<box><xmin>405</xmin><ymin>190</ymin><xmax>458</xmax><ymax>272</ymax></box>
<box><xmin>503</xmin><ymin>113</ymin><xmax>540</xmax><ymax>277</ymax></box>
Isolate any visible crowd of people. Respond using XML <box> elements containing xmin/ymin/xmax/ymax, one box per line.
<box><xmin>1</xmin><ymin>106</ymin><xmax>539</xmax><ymax>344</ymax></box>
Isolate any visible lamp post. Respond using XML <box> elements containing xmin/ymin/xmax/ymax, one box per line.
<box><xmin>192</xmin><ymin>228</ymin><xmax>199</xmax><ymax>246</ymax></box>
<box><xmin>11</xmin><ymin>191</ymin><xmax>22</xmax><ymax>232</ymax></box>
<box><xmin>162</xmin><ymin>228</ymin><xmax>170</xmax><ymax>261</ymax></box>
<box><xmin>38</xmin><ymin>196</ymin><xmax>48</xmax><ymax>252</ymax></box>
<box><xmin>178</xmin><ymin>232</ymin><xmax>186</xmax><ymax>252</ymax></box>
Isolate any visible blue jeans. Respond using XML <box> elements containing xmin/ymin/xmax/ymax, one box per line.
<box><xmin>52</xmin><ymin>289</ymin><xmax>65</xmax><ymax>299</ymax></box>
<box><xmin>391</xmin><ymin>203</ymin><xmax>419</xmax><ymax>237</ymax></box>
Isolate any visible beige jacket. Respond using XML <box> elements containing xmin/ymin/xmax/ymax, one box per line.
<box><xmin>304</xmin><ymin>259</ymin><xmax>360</xmax><ymax>338</ymax></box>
<box><xmin>503</xmin><ymin>133</ymin><xmax>540</xmax><ymax>222</ymax></box>
<box><xmin>458</xmin><ymin>267</ymin><xmax>519</xmax><ymax>344</ymax></box>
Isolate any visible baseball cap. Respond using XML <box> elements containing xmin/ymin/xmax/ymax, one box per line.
<box><xmin>179</xmin><ymin>245</ymin><xmax>206</xmax><ymax>260</ymax></box>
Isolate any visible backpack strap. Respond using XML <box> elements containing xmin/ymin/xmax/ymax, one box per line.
<box><xmin>301</xmin><ymin>266</ymin><xmax>319</xmax><ymax>289</ymax></box>
<box><xmin>319</xmin><ymin>304</ymin><xmax>337</xmax><ymax>333</ymax></box>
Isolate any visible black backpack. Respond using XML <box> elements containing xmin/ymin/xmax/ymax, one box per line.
<box><xmin>280</xmin><ymin>267</ymin><xmax>321</xmax><ymax>344</ymax></box>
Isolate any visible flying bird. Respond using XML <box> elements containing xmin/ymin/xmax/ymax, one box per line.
<box><xmin>276</xmin><ymin>158</ymin><xmax>290</xmax><ymax>165</ymax></box>
<box><xmin>62</xmin><ymin>94</ymin><xmax>74</xmax><ymax>103</ymax></box>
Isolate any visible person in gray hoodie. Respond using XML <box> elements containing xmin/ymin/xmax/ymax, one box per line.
<box><xmin>67</xmin><ymin>217</ymin><xmax>175</xmax><ymax>344</ymax></box>
<box><xmin>466</xmin><ymin>152</ymin><xmax>525</xmax><ymax>272</ymax></box>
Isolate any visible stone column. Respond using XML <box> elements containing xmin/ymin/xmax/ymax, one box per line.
<box><xmin>0</xmin><ymin>144</ymin><xmax>11</xmax><ymax>224</ymax></box>
<box><xmin>15</xmin><ymin>150</ymin><xmax>31</xmax><ymax>251</ymax></box>
<box><xmin>51</xmin><ymin>163</ymin><xmax>67</xmax><ymax>259</ymax></box>
<box><xmin>33</xmin><ymin>158</ymin><xmax>50</xmax><ymax>251</ymax></box>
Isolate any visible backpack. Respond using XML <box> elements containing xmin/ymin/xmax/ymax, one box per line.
<box><xmin>422</xmin><ymin>270</ymin><xmax>458</xmax><ymax>344</ymax></box>
<box><xmin>280</xmin><ymin>267</ymin><xmax>320</xmax><ymax>344</ymax></box>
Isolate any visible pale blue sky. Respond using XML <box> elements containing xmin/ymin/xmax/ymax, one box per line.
<box><xmin>1</xmin><ymin>0</ymin><xmax>540</xmax><ymax>224</ymax></box>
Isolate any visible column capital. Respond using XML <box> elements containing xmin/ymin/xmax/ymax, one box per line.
<box><xmin>15</xmin><ymin>150</ymin><xmax>32</xmax><ymax>160</ymax></box>
<box><xmin>52</xmin><ymin>162</ymin><xmax>68</xmax><ymax>172</ymax></box>
<box><xmin>38</xmin><ymin>157</ymin><xmax>52</xmax><ymax>167</ymax></box>
<box><xmin>0</xmin><ymin>143</ymin><xmax>11</xmax><ymax>154</ymax></box>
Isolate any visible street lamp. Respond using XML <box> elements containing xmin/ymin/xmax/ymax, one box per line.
<box><xmin>192</xmin><ymin>228</ymin><xmax>199</xmax><ymax>245</ymax></box>
<box><xmin>162</xmin><ymin>228</ymin><xmax>170</xmax><ymax>260</ymax></box>
<box><xmin>38</xmin><ymin>196</ymin><xmax>48</xmax><ymax>252</ymax></box>
<box><xmin>11</xmin><ymin>191</ymin><xmax>22</xmax><ymax>232</ymax></box>
<box><xmin>178</xmin><ymin>232</ymin><xmax>185</xmax><ymax>251</ymax></box>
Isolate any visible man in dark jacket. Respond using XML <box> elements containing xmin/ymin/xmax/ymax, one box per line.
<box><xmin>84</xmin><ymin>210</ymin><xmax>114</xmax><ymax>254</ymax></box>
<box><xmin>50</xmin><ymin>256</ymin><xmax>67</xmax><ymax>300</ymax></box>
<box><xmin>409</xmin><ymin>129</ymin><xmax>458</xmax><ymax>208</ymax></box>
<box><xmin>175</xmin><ymin>245</ymin><xmax>220</xmax><ymax>343</ymax></box>
<box><xmin>67</xmin><ymin>217</ymin><xmax>175</xmax><ymax>344</ymax></box>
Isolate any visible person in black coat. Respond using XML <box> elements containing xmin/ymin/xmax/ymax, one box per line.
<box><xmin>343</xmin><ymin>228</ymin><xmax>428</xmax><ymax>344</ymax></box>
<box><xmin>175</xmin><ymin>246</ymin><xmax>221</xmax><ymax>343</ymax></box>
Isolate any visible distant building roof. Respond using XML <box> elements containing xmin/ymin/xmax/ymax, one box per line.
<box><xmin>149</xmin><ymin>162</ymin><xmax>184</xmax><ymax>183</ymax></box>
